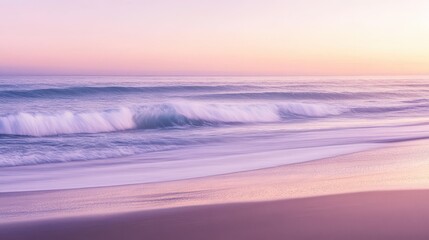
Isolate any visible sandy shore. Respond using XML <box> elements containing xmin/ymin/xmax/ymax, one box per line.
<box><xmin>2</xmin><ymin>190</ymin><xmax>429</xmax><ymax>240</ymax></box>
<box><xmin>1</xmin><ymin>139</ymin><xmax>429</xmax><ymax>239</ymax></box>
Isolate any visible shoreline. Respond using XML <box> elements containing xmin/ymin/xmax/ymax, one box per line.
<box><xmin>1</xmin><ymin>139</ymin><xmax>429</xmax><ymax>238</ymax></box>
<box><xmin>0</xmin><ymin>141</ymin><xmax>382</xmax><ymax>193</ymax></box>
<box><xmin>2</xmin><ymin>140</ymin><xmax>429</xmax><ymax>222</ymax></box>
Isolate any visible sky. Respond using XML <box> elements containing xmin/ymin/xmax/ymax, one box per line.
<box><xmin>1</xmin><ymin>0</ymin><xmax>429</xmax><ymax>76</ymax></box>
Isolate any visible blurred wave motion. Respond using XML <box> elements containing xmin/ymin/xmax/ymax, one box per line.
<box><xmin>1</xmin><ymin>76</ymin><xmax>429</xmax><ymax>191</ymax></box>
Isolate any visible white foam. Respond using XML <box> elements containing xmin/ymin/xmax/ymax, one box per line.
<box><xmin>0</xmin><ymin>108</ymin><xmax>136</xmax><ymax>137</ymax></box>
<box><xmin>0</xmin><ymin>142</ymin><xmax>381</xmax><ymax>192</ymax></box>
<box><xmin>0</xmin><ymin>102</ymin><xmax>343</xmax><ymax>137</ymax></box>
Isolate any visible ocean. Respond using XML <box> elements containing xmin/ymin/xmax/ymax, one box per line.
<box><xmin>1</xmin><ymin>76</ymin><xmax>429</xmax><ymax>192</ymax></box>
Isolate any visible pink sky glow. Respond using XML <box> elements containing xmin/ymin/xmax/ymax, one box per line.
<box><xmin>1</xmin><ymin>0</ymin><xmax>429</xmax><ymax>75</ymax></box>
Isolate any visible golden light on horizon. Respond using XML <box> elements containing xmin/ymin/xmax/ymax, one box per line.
<box><xmin>1</xmin><ymin>0</ymin><xmax>429</xmax><ymax>75</ymax></box>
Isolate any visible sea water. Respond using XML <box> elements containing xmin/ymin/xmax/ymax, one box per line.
<box><xmin>1</xmin><ymin>76</ymin><xmax>429</xmax><ymax>191</ymax></box>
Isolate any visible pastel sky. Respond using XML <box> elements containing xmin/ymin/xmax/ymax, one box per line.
<box><xmin>1</xmin><ymin>0</ymin><xmax>429</xmax><ymax>75</ymax></box>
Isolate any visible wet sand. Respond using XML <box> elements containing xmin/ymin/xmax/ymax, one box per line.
<box><xmin>2</xmin><ymin>190</ymin><xmax>429</xmax><ymax>240</ymax></box>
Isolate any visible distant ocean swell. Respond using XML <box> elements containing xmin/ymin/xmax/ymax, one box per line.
<box><xmin>0</xmin><ymin>85</ymin><xmax>405</xmax><ymax>100</ymax></box>
<box><xmin>192</xmin><ymin>91</ymin><xmax>402</xmax><ymax>100</ymax></box>
<box><xmin>0</xmin><ymin>85</ymin><xmax>249</xmax><ymax>98</ymax></box>
<box><xmin>0</xmin><ymin>102</ymin><xmax>343</xmax><ymax>136</ymax></box>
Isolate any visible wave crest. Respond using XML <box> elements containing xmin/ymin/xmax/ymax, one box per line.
<box><xmin>0</xmin><ymin>108</ymin><xmax>136</xmax><ymax>136</ymax></box>
<box><xmin>0</xmin><ymin>102</ymin><xmax>343</xmax><ymax>136</ymax></box>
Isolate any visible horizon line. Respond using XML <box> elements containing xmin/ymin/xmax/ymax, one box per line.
<box><xmin>2</xmin><ymin>73</ymin><xmax>429</xmax><ymax>78</ymax></box>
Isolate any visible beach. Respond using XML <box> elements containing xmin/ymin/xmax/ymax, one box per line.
<box><xmin>2</xmin><ymin>139</ymin><xmax>429</xmax><ymax>239</ymax></box>
<box><xmin>2</xmin><ymin>0</ymin><xmax>429</xmax><ymax>238</ymax></box>
<box><xmin>2</xmin><ymin>190</ymin><xmax>429</xmax><ymax>240</ymax></box>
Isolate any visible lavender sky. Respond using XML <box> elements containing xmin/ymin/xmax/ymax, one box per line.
<box><xmin>1</xmin><ymin>0</ymin><xmax>429</xmax><ymax>76</ymax></box>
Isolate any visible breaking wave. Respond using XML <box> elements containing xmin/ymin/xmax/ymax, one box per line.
<box><xmin>0</xmin><ymin>102</ymin><xmax>343</xmax><ymax>136</ymax></box>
